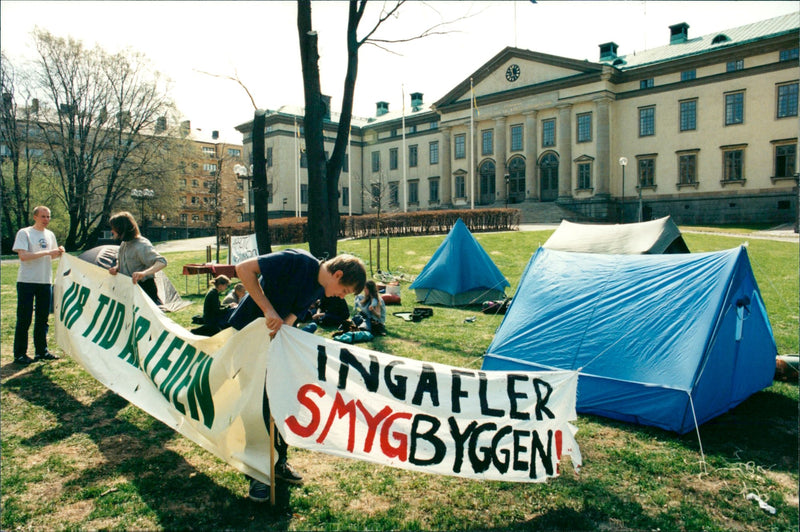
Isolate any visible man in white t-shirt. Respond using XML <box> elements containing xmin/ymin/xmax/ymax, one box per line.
<box><xmin>12</xmin><ymin>206</ymin><xmax>65</xmax><ymax>365</ymax></box>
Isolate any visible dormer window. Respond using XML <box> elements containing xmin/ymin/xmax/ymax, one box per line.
<box><xmin>712</xmin><ymin>34</ymin><xmax>731</xmax><ymax>45</ymax></box>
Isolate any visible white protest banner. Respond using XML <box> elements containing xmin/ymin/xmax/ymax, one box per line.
<box><xmin>268</xmin><ymin>328</ymin><xmax>582</xmax><ymax>482</ymax></box>
<box><xmin>230</xmin><ymin>234</ymin><xmax>258</xmax><ymax>265</ymax></box>
<box><xmin>54</xmin><ymin>254</ymin><xmax>275</xmax><ymax>484</ymax></box>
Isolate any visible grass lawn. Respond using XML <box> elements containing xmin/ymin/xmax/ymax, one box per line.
<box><xmin>1</xmin><ymin>228</ymin><xmax>797</xmax><ymax>531</ymax></box>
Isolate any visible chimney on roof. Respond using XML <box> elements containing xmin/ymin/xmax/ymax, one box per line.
<box><xmin>411</xmin><ymin>92</ymin><xmax>423</xmax><ymax>111</ymax></box>
<box><xmin>376</xmin><ymin>101</ymin><xmax>389</xmax><ymax>117</ymax></box>
<box><xmin>670</xmin><ymin>22</ymin><xmax>690</xmax><ymax>44</ymax></box>
<box><xmin>599</xmin><ymin>42</ymin><xmax>618</xmax><ymax>62</ymax></box>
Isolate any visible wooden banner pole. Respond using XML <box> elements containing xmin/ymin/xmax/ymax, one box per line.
<box><xmin>269</xmin><ymin>414</ymin><xmax>276</xmax><ymax>507</ymax></box>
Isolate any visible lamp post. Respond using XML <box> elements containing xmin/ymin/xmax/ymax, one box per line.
<box><xmin>131</xmin><ymin>188</ymin><xmax>154</xmax><ymax>230</ymax></box>
<box><xmin>504</xmin><ymin>174</ymin><xmax>510</xmax><ymax>208</ymax></box>
<box><xmin>637</xmin><ymin>172</ymin><xmax>643</xmax><ymax>223</ymax></box>
<box><xmin>618</xmin><ymin>157</ymin><xmax>627</xmax><ymax>223</ymax></box>
<box><xmin>233</xmin><ymin>163</ymin><xmax>253</xmax><ymax>232</ymax></box>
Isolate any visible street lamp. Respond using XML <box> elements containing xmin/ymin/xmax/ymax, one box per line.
<box><xmin>131</xmin><ymin>188</ymin><xmax>154</xmax><ymax>228</ymax></box>
<box><xmin>233</xmin><ymin>163</ymin><xmax>253</xmax><ymax>231</ymax></box>
<box><xmin>618</xmin><ymin>157</ymin><xmax>628</xmax><ymax>223</ymax></box>
<box><xmin>637</xmin><ymin>170</ymin><xmax>643</xmax><ymax>223</ymax></box>
<box><xmin>504</xmin><ymin>174</ymin><xmax>510</xmax><ymax>208</ymax></box>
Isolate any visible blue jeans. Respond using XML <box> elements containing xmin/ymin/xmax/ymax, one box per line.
<box><xmin>14</xmin><ymin>282</ymin><xmax>52</xmax><ymax>357</ymax></box>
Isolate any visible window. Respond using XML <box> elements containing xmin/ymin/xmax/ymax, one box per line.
<box><xmin>390</xmin><ymin>148</ymin><xmax>398</xmax><ymax>170</ymax></box>
<box><xmin>180</xmin><ymin>197</ymin><xmax>186</xmax><ymax>205</ymax></box>
<box><xmin>266</xmin><ymin>147</ymin><xmax>273</xmax><ymax>167</ymax></box>
<box><xmin>180</xmin><ymin>214</ymin><xmax>187</xmax><ymax>223</ymax></box>
<box><xmin>300</xmin><ymin>184</ymin><xmax>308</xmax><ymax>204</ymax></box>
<box><xmin>454</xmin><ymin>134</ymin><xmax>466</xmax><ymax>159</ymax></box>
<box><xmin>409</xmin><ymin>145</ymin><xmax>418</xmax><ymax>167</ymax></box>
<box><xmin>227</xmin><ymin>148</ymin><xmax>241</xmax><ymax>157</ymax></box>
<box><xmin>681</xmin><ymin>70</ymin><xmax>696</xmax><ymax>81</ymax></box>
<box><xmin>371</xmin><ymin>183</ymin><xmax>380</xmax><ymax>207</ymax></box>
<box><xmin>391</xmin><ymin>128</ymin><xmax>398</xmax><ymax>138</ymax></box>
<box><xmin>430</xmin><ymin>121</ymin><xmax>439</xmax><ymax>130</ymax></box>
<box><xmin>236</xmin><ymin>180</ymin><xmax>244</xmax><ymax>190</ymax></box>
<box><xmin>267</xmin><ymin>183</ymin><xmax>273</xmax><ymax>204</ymax></box>
<box><xmin>455</xmin><ymin>174</ymin><xmax>466</xmax><ymax>198</ymax></box>
<box><xmin>640</xmin><ymin>78</ymin><xmax>654</xmax><ymax>89</ymax></box>
<box><xmin>192</xmin><ymin>179</ymin><xmax>199</xmax><ymax>187</ymax></box>
<box><xmin>482</xmin><ymin>130</ymin><xmax>493</xmax><ymax>155</ymax></box>
<box><xmin>204</xmin><ymin>214</ymin><xmax>214</xmax><ymax>222</ymax></box>
<box><xmin>639</xmin><ymin>106</ymin><xmax>655</xmax><ymax>137</ymax></box>
<box><xmin>429</xmin><ymin>141</ymin><xmax>439</xmax><ymax>164</ymax></box>
<box><xmin>780</xmin><ymin>48</ymin><xmax>799</xmax><ymax>62</ymax></box>
<box><xmin>678</xmin><ymin>153</ymin><xmax>698</xmax><ymax>185</ymax></box>
<box><xmin>510</xmin><ymin>124</ymin><xmax>523</xmax><ymax>151</ymax></box>
<box><xmin>777</xmin><ymin>83</ymin><xmax>798</xmax><ymax>118</ymax></box>
<box><xmin>725</xmin><ymin>91</ymin><xmax>744</xmax><ymax>125</ymax></box>
<box><xmin>726</xmin><ymin>59</ymin><xmax>744</xmax><ymax>72</ymax></box>
<box><xmin>408</xmin><ymin>181</ymin><xmax>419</xmax><ymax>203</ymax></box>
<box><xmin>429</xmin><ymin>177</ymin><xmax>440</xmax><ymax>203</ymax></box>
<box><xmin>775</xmin><ymin>143</ymin><xmax>797</xmax><ymax>178</ymax></box>
<box><xmin>203</xmin><ymin>163</ymin><xmax>217</xmax><ymax>174</ymax></box>
<box><xmin>343</xmin><ymin>153</ymin><xmax>349</xmax><ymax>172</ymax></box>
<box><xmin>372</xmin><ymin>151</ymin><xmax>381</xmax><ymax>172</ymax></box>
<box><xmin>680</xmin><ymin>99</ymin><xmax>697</xmax><ymax>131</ymax></box>
<box><xmin>301</xmin><ymin>151</ymin><xmax>309</xmax><ymax>168</ymax></box>
<box><xmin>191</xmin><ymin>196</ymin><xmax>199</xmax><ymax>204</ymax></box>
<box><xmin>638</xmin><ymin>157</ymin><xmax>655</xmax><ymax>187</ymax></box>
<box><xmin>542</xmin><ymin>119</ymin><xmax>555</xmax><ymax>147</ymax></box>
<box><xmin>179</xmin><ymin>178</ymin><xmax>187</xmax><ymax>189</ymax></box>
<box><xmin>202</xmin><ymin>146</ymin><xmax>215</xmax><ymax>157</ymax></box>
<box><xmin>577</xmin><ymin>113</ymin><xmax>592</xmax><ymax>142</ymax></box>
<box><xmin>577</xmin><ymin>162</ymin><xmax>592</xmax><ymax>189</ymax></box>
<box><xmin>389</xmin><ymin>182</ymin><xmax>399</xmax><ymax>206</ymax></box>
<box><xmin>192</xmin><ymin>215</ymin><xmax>199</xmax><ymax>222</ymax></box>
<box><xmin>723</xmin><ymin>148</ymin><xmax>745</xmax><ymax>182</ymax></box>
<box><xmin>342</xmin><ymin>186</ymin><xmax>349</xmax><ymax>207</ymax></box>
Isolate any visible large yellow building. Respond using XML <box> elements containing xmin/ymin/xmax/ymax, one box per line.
<box><xmin>236</xmin><ymin>13</ymin><xmax>799</xmax><ymax>225</ymax></box>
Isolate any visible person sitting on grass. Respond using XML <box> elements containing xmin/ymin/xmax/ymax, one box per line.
<box><xmin>222</xmin><ymin>282</ymin><xmax>247</xmax><ymax>308</ymax></box>
<box><xmin>311</xmin><ymin>295</ymin><xmax>350</xmax><ymax>328</ymax></box>
<box><xmin>353</xmin><ymin>280</ymin><xmax>387</xmax><ymax>336</ymax></box>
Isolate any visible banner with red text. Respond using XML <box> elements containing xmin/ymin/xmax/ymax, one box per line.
<box><xmin>268</xmin><ymin>328</ymin><xmax>582</xmax><ymax>482</ymax></box>
<box><xmin>54</xmin><ymin>254</ymin><xmax>275</xmax><ymax>484</ymax></box>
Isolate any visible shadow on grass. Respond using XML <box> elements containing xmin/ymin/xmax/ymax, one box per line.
<box><xmin>3</xmin><ymin>365</ymin><xmax>298</xmax><ymax>530</ymax></box>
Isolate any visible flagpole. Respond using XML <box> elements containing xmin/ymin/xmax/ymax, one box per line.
<box><xmin>347</xmin><ymin>126</ymin><xmax>352</xmax><ymax>217</ymax></box>
<box><xmin>402</xmin><ymin>84</ymin><xmax>408</xmax><ymax>213</ymax></box>
<box><xmin>470</xmin><ymin>77</ymin><xmax>475</xmax><ymax>210</ymax></box>
<box><xmin>294</xmin><ymin>117</ymin><xmax>300</xmax><ymax>217</ymax></box>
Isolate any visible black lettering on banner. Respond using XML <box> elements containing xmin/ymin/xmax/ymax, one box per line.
<box><xmin>447</xmin><ymin>417</ymin><xmax>477</xmax><ymax>473</ymax></box>
<box><xmin>409</xmin><ymin>414</ymin><xmax>445</xmax><ymax>466</ymax></box>
<box><xmin>467</xmin><ymin>422</ymin><xmax>497</xmax><ymax>473</ymax></box>
<box><xmin>411</xmin><ymin>364</ymin><xmax>439</xmax><ymax>407</ymax></box>
<box><xmin>337</xmin><ymin>349</ymin><xmax>380</xmax><ymax>393</ymax></box>
<box><xmin>533</xmin><ymin>378</ymin><xmax>555</xmax><ymax>420</ymax></box>
<box><xmin>450</xmin><ymin>369</ymin><xmax>474</xmax><ymax>414</ymax></box>
<box><xmin>507</xmin><ymin>374</ymin><xmax>531</xmax><ymax>420</ymax></box>
<box><xmin>479</xmin><ymin>371</ymin><xmax>505</xmax><ymax>417</ymax></box>
<box><xmin>530</xmin><ymin>429</ymin><xmax>555</xmax><ymax>479</ymax></box>
<box><xmin>513</xmin><ymin>429</ymin><xmax>530</xmax><ymax>472</ymax></box>
<box><xmin>491</xmin><ymin>425</ymin><xmax>513</xmax><ymax>473</ymax></box>
<box><xmin>384</xmin><ymin>360</ymin><xmax>408</xmax><ymax>401</ymax></box>
<box><xmin>317</xmin><ymin>344</ymin><xmax>327</xmax><ymax>381</ymax></box>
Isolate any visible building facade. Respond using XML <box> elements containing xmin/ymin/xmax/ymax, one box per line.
<box><xmin>236</xmin><ymin>13</ymin><xmax>799</xmax><ymax>225</ymax></box>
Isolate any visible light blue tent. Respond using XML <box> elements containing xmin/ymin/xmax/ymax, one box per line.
<box><xmin>482</xmin><ymin>246</ymin><xmax>777</xmax><ymax>434</ymax></box>
<box><xmin>409</xmin><ymin>218</ymin><xmax>509</xmax><ymax>306</ymax></box>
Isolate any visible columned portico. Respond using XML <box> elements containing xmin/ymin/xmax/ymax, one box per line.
<box><xmin>557</xmin><ymin>104</ymin><xmax>573</xmax><ymax>200</ymax></box>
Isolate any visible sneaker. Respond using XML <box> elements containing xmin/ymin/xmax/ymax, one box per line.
<box><xmin>34</xmin><ymin>351</ymin><xmax>59</xmax><ymax>361</ymax></box>
<box><xmin>13</xmin><ymin>354</ymin><xmax>34</xmax><ymax>366</ymax></box>
<box><xmin>275</xmin><ymin>462</ymin><xmax>304</xmax><ymax>485</ymax></box>
<box><xmin>248</xmin><ymin>478</ymin><xmax>270</xmax><ymax>503</ymax></box>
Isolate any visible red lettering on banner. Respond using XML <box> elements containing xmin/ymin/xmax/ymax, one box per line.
<box><xmin>380</xmin><ymin>411</ymin><xmax>412</xmax><ymax>460</ymax></box>
<box><xmin>355</xmin><ymin>402</ymin><xmax>393</xmax><ymax>453</ymax></box>
<box><xmin>285</xmin><ymin>383</ymin><xmax>325</xmax><ymax>437</ymax></box>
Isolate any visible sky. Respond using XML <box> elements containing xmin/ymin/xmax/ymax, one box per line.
<box><xmin>2</xmin><ymin>1</ymin><xmax>797</xmax><ymax>143</ymax></box>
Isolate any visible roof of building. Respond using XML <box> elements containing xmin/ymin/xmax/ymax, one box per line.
<box><xmin>605</xmin><ymin>12</ymin><xmax>799</xmax><ymax>69</ymax></box>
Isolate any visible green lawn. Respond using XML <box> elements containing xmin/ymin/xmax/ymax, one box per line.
<box><xmin>1</xmin><ymin>228</ymin><xmax>797</xmax><ymax>530</ymax></box>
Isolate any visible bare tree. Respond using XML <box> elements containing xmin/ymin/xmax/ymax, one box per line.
<box><xmin>29</xmin><ymin>29</ymin><xmax>180</xmax><ymax>250</ymax></box>
<box><xmin>298</xmin><ymin>0</ymin><xmax>461</xmax><ymax>258</ymax></box>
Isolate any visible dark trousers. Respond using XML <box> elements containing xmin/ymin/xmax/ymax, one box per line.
<box><xmin>14</xmin><ymin>282</ymin><xmax>52</xmax><ymax>357</ymax></box>
<box><xmin>138</xmin><ymin>277</ymin><xmax>163</xmax><ymax>306</ymax></box>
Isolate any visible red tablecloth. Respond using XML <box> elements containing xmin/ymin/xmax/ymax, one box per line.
<box><xmin>182</xmin><ymin>263</ymin><xmax>238</xmax><ymax>278</ymax></box>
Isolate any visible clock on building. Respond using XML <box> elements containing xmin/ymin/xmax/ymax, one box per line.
<box><xmin>505</xmin><ymin>64</ymin><xmax>520</xmax><ymax>82</ymax></box>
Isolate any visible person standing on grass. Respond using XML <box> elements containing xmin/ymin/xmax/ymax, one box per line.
<box><xmin>229</xmin><ymin>248</ymin><xmax>367</xmax><ymax>503</ymax></box>
<box><xmin>107</xmin><ymin>211</ymin><xmax>167</xmax><ymax>306</ymax></box>
<box><xmin>13</xmin><ymin>206</ymin><xmax>65</xmax><ymax>366</ymax></box>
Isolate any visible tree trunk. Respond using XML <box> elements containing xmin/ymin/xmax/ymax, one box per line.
<box><xmin>252</xmin><ymin>110</ymin><xmax>271</xmax><ymax>255</ymax></box>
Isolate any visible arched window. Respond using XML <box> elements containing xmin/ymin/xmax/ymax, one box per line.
<box><xmin>507</xmin><ymin>156</ymin><xmax>525</xmax><ymax>203</ymax></box>
<box><xmin>479</xmin><ymin>160</ymin><xmax>496</xmax><ymax>205</ymax></box>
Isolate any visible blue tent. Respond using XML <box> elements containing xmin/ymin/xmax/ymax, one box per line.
<box><xmin>409</xmin><ymin>218</ymin><xmax>509</xmax><ymax>306</ymax></box>
<box><xmin>482</xmin><ymin>246</ymin><xmax>777</xmax><ymax>434</ymax></box>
